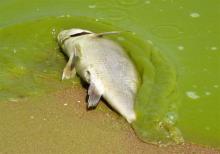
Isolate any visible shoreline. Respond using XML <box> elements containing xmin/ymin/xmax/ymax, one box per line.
<box><xmin>0</xmin><ymin>86</ymin><xmax>219</xmax><ymax>154</ymax></box>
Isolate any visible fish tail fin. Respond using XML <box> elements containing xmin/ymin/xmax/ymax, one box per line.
<box><xmin>126</xmin><ymin>112</ymin><xmax>136</xmax><ymax>123</ymax></box>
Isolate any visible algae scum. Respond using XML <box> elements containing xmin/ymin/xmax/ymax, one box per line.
<box><xmin>0</xmin><ymin>17</ymin><xmax>183</xmax><ymax>145</ymax></box>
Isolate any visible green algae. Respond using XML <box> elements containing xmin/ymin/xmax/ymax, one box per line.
<box><xmin>0</xmin><ymin>20</ymin><xmax>75</xmax><ymax>101</ymax></box>
<box><xmin>0</xmin><ymin>16</ymin><xmax>182</xmax><ymax>144</ymax></box>
<box><xmin>115</xmin><ymin>32</ymin><xmax>183</xmax><ymax>144</ymax></box>
<box><xmin>132</xmin><ymin>49</ymin><xmax>183</xmax><ymax>145</ymax></box>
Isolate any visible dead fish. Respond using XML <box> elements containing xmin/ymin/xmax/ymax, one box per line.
<box><xmin>57</xmin><ymin>28</ymin><xmax>139</xmax><ymax>123</ymax></box>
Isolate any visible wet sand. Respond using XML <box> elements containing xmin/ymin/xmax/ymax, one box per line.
<box><xmin>0</xmin><ymin>86</ymin><xmax>219</xmax><ymax>154</ymax></box>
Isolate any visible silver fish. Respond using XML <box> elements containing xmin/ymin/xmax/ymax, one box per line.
<box><xmin>57</xmin><ymin>28</ymin><xmax>139</xmax><ymax>123</ymax></box>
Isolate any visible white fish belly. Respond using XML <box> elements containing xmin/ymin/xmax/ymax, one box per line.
<box><xmin>78</xmin><ymin>37</ymin><xmax>138</xmax><ymax>122</ymax></box>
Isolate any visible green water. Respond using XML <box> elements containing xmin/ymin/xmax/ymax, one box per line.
<box><xmin>0</xmin><ymin>0</ymin><xmax>220</xmax><ymax>148</ymax></box>
<box><xmin>0</xmin><ymin>20</ymin><xmax>71</xmax><ymax>100</ymax></box>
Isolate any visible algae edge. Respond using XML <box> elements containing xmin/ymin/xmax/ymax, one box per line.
<box><xmin>0</xmin><ymin>16</ymin><xmax>184</xmax><ymax>145</ymax></box>
<box><xmin>131</xmin><ymin>45</ymin><xmax>184</xmax><ymax>145</ymax></box>
<box><xmin>116</xmin><ymin>32</ymin><xmax>183</xmax><ymax>145</ymax></box>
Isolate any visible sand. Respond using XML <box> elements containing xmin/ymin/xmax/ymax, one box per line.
<box><xmin>0</xmin><ymin>86</ymin><xmax>219</xmax><ymax>154</ymax></box>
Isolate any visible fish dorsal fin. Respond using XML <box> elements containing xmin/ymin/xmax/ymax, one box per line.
<box><xmin>95</xmin><ymin>31</ymin><xmax>122</xmax><ymax>37</ymax></box>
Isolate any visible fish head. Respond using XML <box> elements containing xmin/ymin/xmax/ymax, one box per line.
<box><xmin>57</xmin><ymin>28</ymin><xmax>93</xmax><ymax>47</ymax></box>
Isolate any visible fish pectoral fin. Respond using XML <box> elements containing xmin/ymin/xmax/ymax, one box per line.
<box><xmin>62</xmin><ymin>66</ymin><xmax>76</xmax><ymax>80</ymax></box>
<box><xmin>62</xmin><ymin>53</ymin><xmax>76</xmax><ymax>80</ymax></box>
<box><xmin>87</xmin><ymin>78</ymin><xmax>103</xmax><ymax>108</ymax></box>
